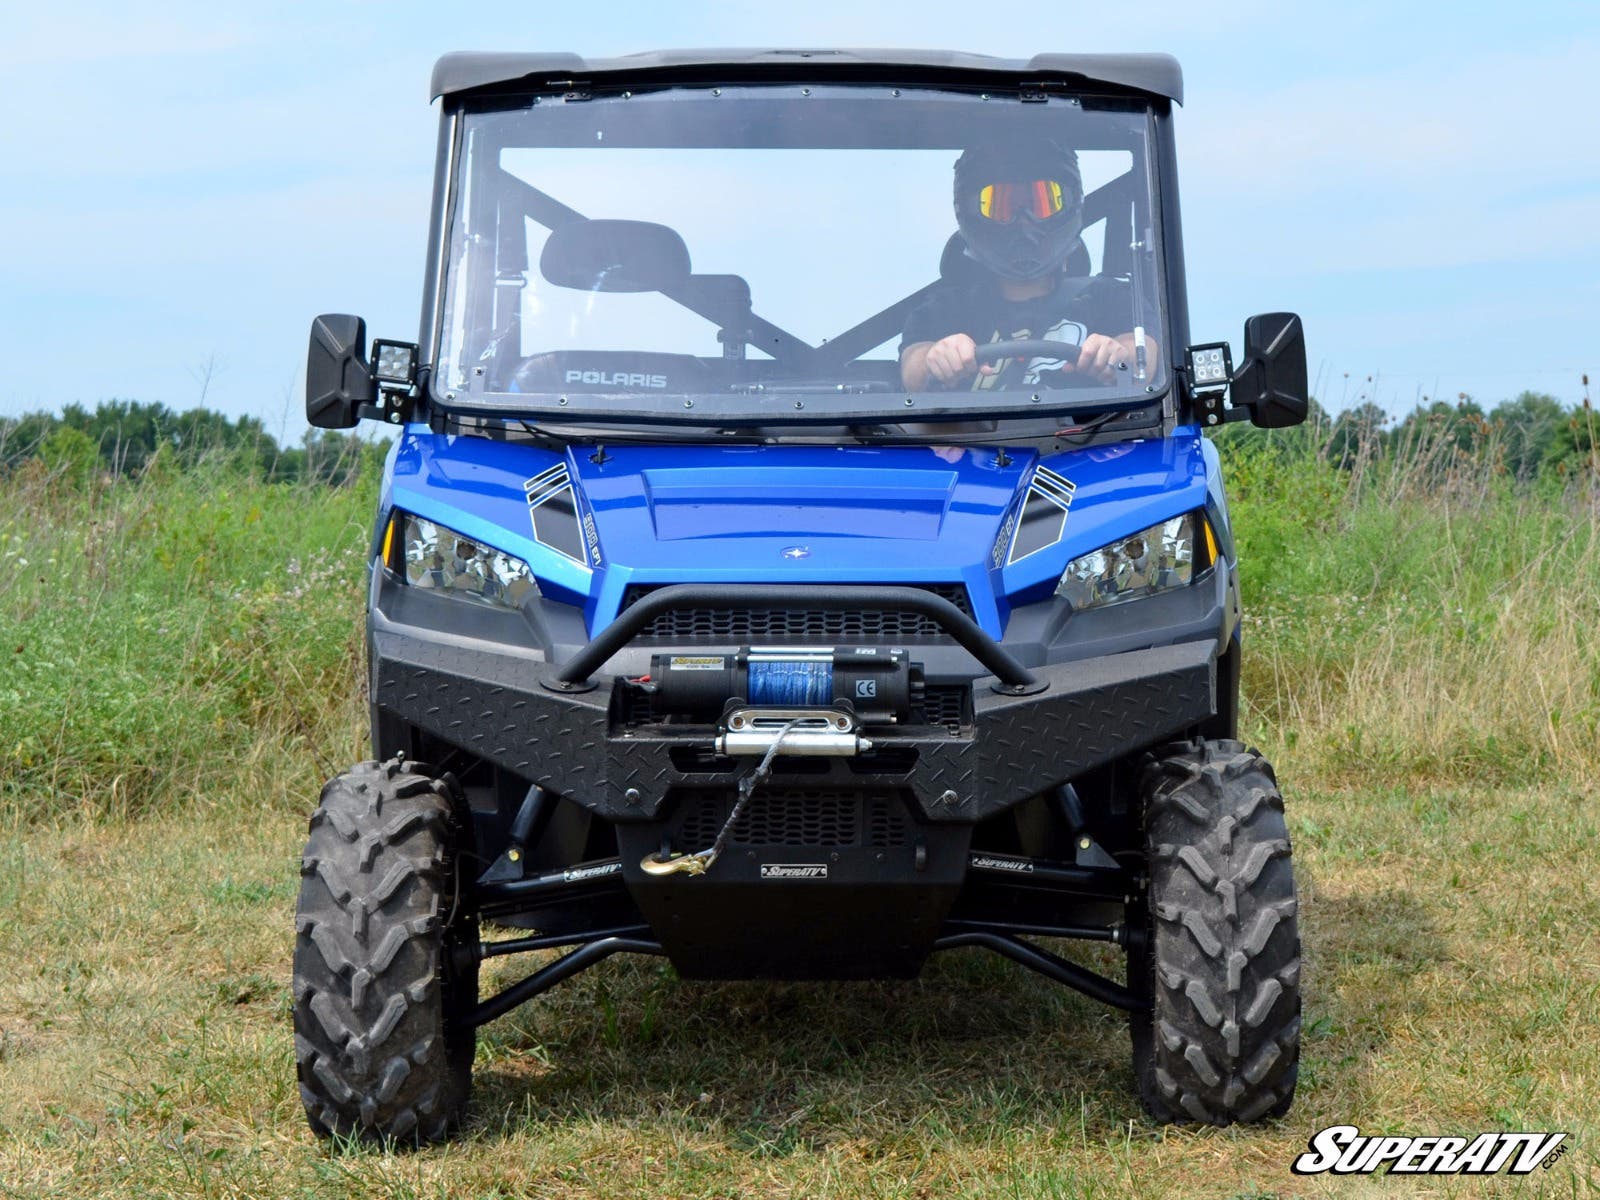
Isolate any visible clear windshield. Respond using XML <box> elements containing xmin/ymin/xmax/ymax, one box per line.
<box><xmin>435</xmin><ymin>86</ymin><xmax>1168</xmax><ymax>427</ymax></box>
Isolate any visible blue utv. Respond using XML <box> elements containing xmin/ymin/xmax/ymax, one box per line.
<box><xmin>293</xmin><ymin>48</ymin><xmax>1310</xmax><ymax>1143</ymax></box>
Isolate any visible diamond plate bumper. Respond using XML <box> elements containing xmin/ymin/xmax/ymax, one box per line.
<box><xmin>371</xmin><ymin>601</ymin><xmax>1216</xmax><ymax>822</ymax></box>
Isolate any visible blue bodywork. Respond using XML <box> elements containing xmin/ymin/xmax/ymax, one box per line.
<box><xmin>383</xmin><ymin>425</ymin><xmax>1229</xmax><ymax>641</ymax></box>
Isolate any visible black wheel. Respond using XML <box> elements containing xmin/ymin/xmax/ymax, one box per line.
<box><xmin>1128</xmin><ymin>739</ymin><xmax>1301</xmax><ymax>1124</ymax></box>
<box><xmin>292</xmin><ymin>758</ymin><xmax>479</xmax><ymax>1143</ymax></box>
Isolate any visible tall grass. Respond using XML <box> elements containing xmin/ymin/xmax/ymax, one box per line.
<box><xmin>1227</xmin><ymin>417</ymin><xmax>1600</xmax><ymax>784</ymax></box>
<box><xmin>0</xmin><ymin>451</ymin><xmax>375</xmax><ymax>823</ymax></box>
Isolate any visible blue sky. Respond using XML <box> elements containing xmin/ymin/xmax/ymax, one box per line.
<box><xmin>3</xmin><ymin>1</ymin><xmax>1596</xmax><ymax>442</ymax></box>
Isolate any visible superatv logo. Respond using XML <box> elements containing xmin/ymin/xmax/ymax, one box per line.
<box><xmin>759</xmin><ymin>863</ymin><xmax>827</xmax><ymax>880</ymax></box>
<box><xmin>1292</xmin><ymin>1125</ymin><xmax>1567</xmax><ymax>1176</ymax></box>
<box><xmin>564</xmin><ymin>369</ymin><xmax>668</xmax><ymax>389</ymax></box>
<box><xmin>970</xmin><ymin>853</ymin><xmax>1033</xmax><ymax>874</ymax></box>
<box><xmin>561</xmin><ymin>862</ymin><xmax>622</xmax><ymax>883</ymax></box>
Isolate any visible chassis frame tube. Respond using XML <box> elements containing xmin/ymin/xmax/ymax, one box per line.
<box><xmin>473</xmin><ymin>856</ymin><xmax>624</xmax><ymax>903</ymax></box>
<box><xmin>966</xmin><ymin>852</ymin><xmax>1134</xmax><ymax>894</ymax></box>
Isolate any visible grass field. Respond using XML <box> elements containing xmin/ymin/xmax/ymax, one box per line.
<box><xmin>1</xmin><ymin>441</ymin><xmax>1597</xmax><ymax>1198</ymax></box>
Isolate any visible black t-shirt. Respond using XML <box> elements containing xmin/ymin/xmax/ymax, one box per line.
<box><xmin>901</xmin><ymin>274</ymin><xmax>1139</xmax><ymax>390</ymax></box>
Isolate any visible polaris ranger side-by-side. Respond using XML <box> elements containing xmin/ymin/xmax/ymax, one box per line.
<box><xmin>293</xmin><ymin>49</ymin><xmax>1310</xmax><ymax>1142</ymax></box>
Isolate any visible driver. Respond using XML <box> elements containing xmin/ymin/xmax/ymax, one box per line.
<box><xmin>900</xmin><ymin>138</ymin><xmax>1157</xmax><ymax>391</ymax></box>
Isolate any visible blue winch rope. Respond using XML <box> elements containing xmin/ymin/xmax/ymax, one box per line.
<box><xmin>746</xmin><ymin>658</ymin><xmax>832</xmax><ymax>706</ymax></box>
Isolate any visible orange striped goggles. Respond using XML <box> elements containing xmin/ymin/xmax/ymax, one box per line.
<box><xmin>977</xmin><ymin>179</ymin><xmax>1069</xmax><ymax>223</ymax></box>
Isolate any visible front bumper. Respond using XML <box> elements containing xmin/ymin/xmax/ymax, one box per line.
<box><xmin>370</xmin><ymin>583</ymin><xmax>1216</xmax><ymax>824</ymax></box>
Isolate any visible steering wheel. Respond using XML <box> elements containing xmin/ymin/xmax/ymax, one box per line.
<box><xmin>973</xmin><ymin>338</ymin><xmax>1105</xmax><ymax>388</ymax></box>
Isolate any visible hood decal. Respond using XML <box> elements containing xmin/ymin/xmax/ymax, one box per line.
<box><xmin>997</xmin><ymin>465</ymin><xmax>1077</xmax><ymax>567</ymax></box>
<box><xmin>525</xmin><ymin>463</ymin><xmax>590</xmax><ymax>568</ymax></box>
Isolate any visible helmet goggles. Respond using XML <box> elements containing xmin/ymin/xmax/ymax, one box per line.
<box><xmin>976</xmin><ymin>178</ymin><xmax>1070</xmax><ymax>223</ymax></box>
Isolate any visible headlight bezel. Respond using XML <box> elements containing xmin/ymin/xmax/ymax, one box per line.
<box><xmin>386</xmin><ymin>511</ymin><xmax>539</xmax><ymax>612</ymax></box>
<box><xmin>1054</xmin><ymin>511</ymin><xmax>1216</xmax><ymax>613</ymax></box>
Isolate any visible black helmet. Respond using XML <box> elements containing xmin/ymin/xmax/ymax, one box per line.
<box><xmin>953</xmin><ymin>139</ymin><xmax>1083</xmax><ymax>282</ymax></box>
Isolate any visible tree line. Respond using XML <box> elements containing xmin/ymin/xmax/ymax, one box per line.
<box><xmin>1218</xmin><ymin>388</ymin><xmax>1596</xmax><ymax>482</ymax></box>
<box><xmin>2</xmin><ymin>388</ymin><xmax>1594</xmax><ymax>486</ymax></box>
<box><xmin>0</xmin><ymin>400</ymin><xmax>388</xmax><ymax>485</ymax></box>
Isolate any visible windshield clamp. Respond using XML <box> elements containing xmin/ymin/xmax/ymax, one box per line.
<box><xmin>1019</xmin><ymin>80</ymin><xmax>1077</xmax><ymax>103</ymax></box>
<box><xmin>549</xmin><ymin>79</ymin><xmax>593</xmax><ymax>102</ymax></box>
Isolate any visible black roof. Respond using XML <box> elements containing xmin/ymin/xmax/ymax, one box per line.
<box><xmin>430</xmin><ymin>49</ymin><xmax>1182</xmax><ymax>106</ymax></box>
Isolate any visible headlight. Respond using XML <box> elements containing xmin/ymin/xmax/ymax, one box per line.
<box><xmin>1055</xmin><ymin>512</ymin><xmax>1211</xmax><ymax>612</ymax></box>
<box><xmin>393</xmin><ymin>513</ymin><xmax>537</xmax><ymax>610</ymax></box>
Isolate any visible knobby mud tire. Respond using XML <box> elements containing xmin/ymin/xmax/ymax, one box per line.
<box><xmin>1129</xmin><ymin>739</ymin><xmax>1301</xmax><ymax>1124</ymax></box>
<box><xmin>292</xmin><ymin>758</ymin><xmax>478</xmax><ymax>1143</ymax></box>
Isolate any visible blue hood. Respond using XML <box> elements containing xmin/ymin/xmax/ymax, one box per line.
<box><xmin>384</xmin><ymin>431</ymin><xmax>1214</xmax><ymax>637</ymax></box>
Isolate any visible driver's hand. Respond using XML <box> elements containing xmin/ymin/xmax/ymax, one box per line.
<box><xmin>1074</xmin><ymin>334</ymin><xmax>1132</xmax><ymax>384</ymax></box>
<box><xmin>924</xmin><ymin>333</ymin><xmax>996</xmax><ymax>387</ymax></box>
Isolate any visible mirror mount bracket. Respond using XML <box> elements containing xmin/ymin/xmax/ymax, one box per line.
<box><xmin>1192</xmin><ymin>388</ymin><xmax>1231</xmax><ymax>429</ymax></box>
<box><xmin>370</xmin><ymin>386</ymin><xmax>416</xmax><ymax>426</ymax></box>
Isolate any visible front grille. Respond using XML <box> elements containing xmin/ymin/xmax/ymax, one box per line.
<box><xmin>620</xmin><ymin>583</ymin><xmax>972</xmax><ymax>643</ymax></box>
<box><xmin>673</xmin><ymin>787</ymin><xmax>913</xmax><ymax>848</ymax></box>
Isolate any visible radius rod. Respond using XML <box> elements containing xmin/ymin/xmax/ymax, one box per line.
<box><xmin>933</xmin><ymin>930</ymin><xmax>1146</xmax><ymax>1013</ymax></box>
<box><xmin>466</xmin><ymin>935</ymin><xmax>664</xmax><ymax>1028</ymax></box>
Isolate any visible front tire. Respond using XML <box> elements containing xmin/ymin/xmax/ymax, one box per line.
<box><xmin>292</xmin><ymin>758</ymin><xmax>478</xmax><ymax>1143</ymax></box>
<box><xmin>1129</xmin><ymin>739</ymin><xmax>1301</xmax><ymax>1124</ymax></box>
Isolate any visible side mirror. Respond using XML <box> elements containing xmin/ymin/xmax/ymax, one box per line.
<box><xmin>306</xmin><ymin>314</ymin><xmax>375</xmax><ymax>429</ymax></box>
<box><xmin>540</xmin><ymin>219</ymin><xmax>691</xmax><ymax>293</ymax></box>
<box><xmin>1232</xmin><ymin>312</ymin><xmax>1308</xmax><ymax>428</ymax></box>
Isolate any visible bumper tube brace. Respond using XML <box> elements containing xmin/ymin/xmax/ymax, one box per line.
<box><xmin>542</xmin><ymin>584</ymin><xmax>1045</xmax><ymax>694</ymax></box>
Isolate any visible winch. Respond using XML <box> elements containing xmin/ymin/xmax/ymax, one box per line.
<box><xmin>642</xmin><ymin>646</ymin><xmax>922</xmax><ymax>723</ymax></box>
